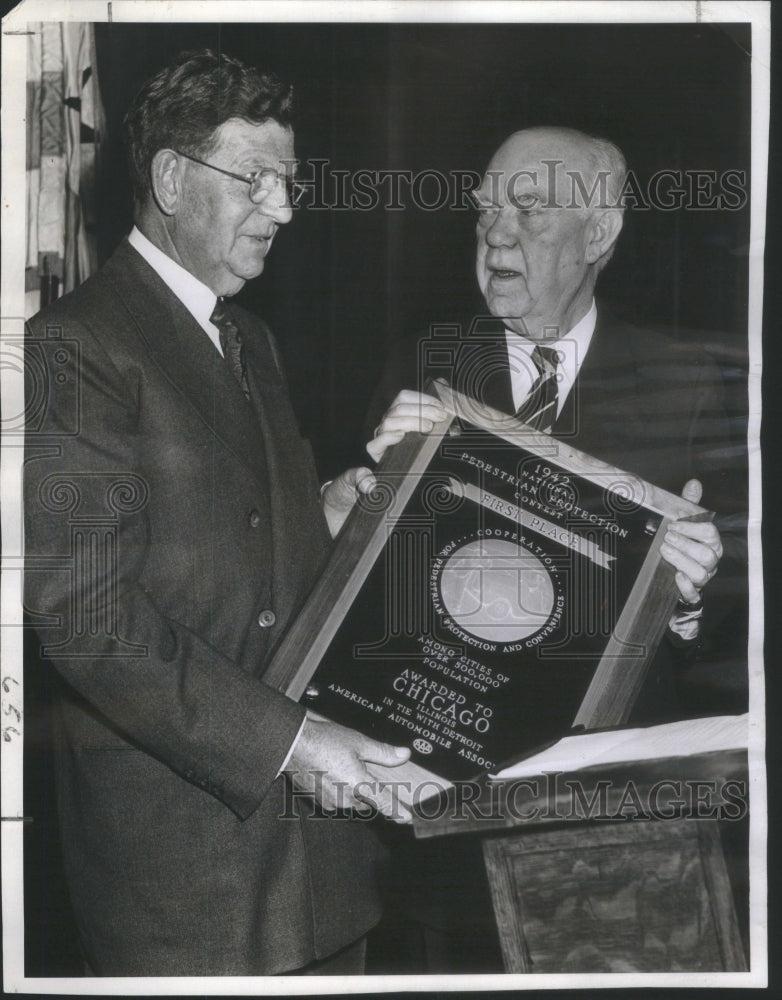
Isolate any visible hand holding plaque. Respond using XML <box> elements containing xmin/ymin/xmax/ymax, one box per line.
<box><xmin>285</xmin><ymin>711</ymin><xmax>413</xmax><ymax>823</ymax></box>
<box><xmin>371</xmin><ymin>393</ymin><xmax>723</xmax><ymax>608</ymax></box>
<box><xmin>265</xmin><ymin>381</ymin><xmax>713</xmax><ymax>807</ymax></box>
<box><xmin>366</xmin><ymin>389</ymin><xmax>449</xmax><ymax>463</ymax></box>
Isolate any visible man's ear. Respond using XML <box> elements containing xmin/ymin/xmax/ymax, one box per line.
<box><xmin>585</xmin><ymin>208</ymin><xmax>624</xmax><ymax>265</ymax></box>
<box><xmin>150</xmin><ymin>149</ymin><xmax>182</xmax><ymax>216</ymax></box>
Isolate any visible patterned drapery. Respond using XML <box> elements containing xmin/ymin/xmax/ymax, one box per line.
<box><xmin>26</xmin><ymin>22</ymin><xmax>105</xmax><ymax>317</ymax></box>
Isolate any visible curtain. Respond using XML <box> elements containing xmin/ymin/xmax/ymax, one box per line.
<box><xmin>26</xmin><ymin>22</ymin><xmax>105</xmax><ymax>318</ymax></box>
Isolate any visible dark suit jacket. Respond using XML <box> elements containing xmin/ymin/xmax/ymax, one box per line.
<box><xmin>364</xmin><ymin>306</ymin><xmax>748</xmax><ymax>961</ymax></box>
<box><xmin>24</xmin><ymin>240</ymin><xmax>383</xmax><ymax>975</ymax></box>
<box><xmin>366</xmin><ymin>306</ymin><xmax>748</xmax><ymax>717</ymax></box>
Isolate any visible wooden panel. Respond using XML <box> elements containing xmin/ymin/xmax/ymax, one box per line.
<box><xmin>435</xmin><ymin>381</ymin><xmax>711</xmax><ymax>520</ymax></box>
<box><xmin>262</xmin><ymin>417</ymin><xmax>449</xmax><ymax>695</ymax></box>
<box><xmin>697</xmin><ymin>821</ymin><xmax>749</xmax><ymax>971</ymax></box>
<box><xmin>436</xmin><ymin>380</ymin><xmax>712</xmax><ymax>730</ymax></box>
<box><xmin>483</xmin><ymin>837</ymin><xmax>532</xmax><ymax>972</ymax></box>
<box><xmin>573</xmin><ymin>517</ymin><xmax>682</xmax><ymax>727</ymax></box>
<box><xmin>264</xmin><ymin>380</ymin><xmax>711</xmax><ymax>792</ymax></box>
<box><xmin>266</xmin><ymin>381</ymin><xmax>709</xmax><ymax>704</ymax></box>
<box><xmin>483</xmin><ymin>819</ymin><xmax>747</xmax><ymax>973</ymax></box>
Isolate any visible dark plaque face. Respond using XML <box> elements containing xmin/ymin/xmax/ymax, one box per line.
<box><xmin>303</xmin><ymin>424</ymin><xmax>664</xmax><ymax>780</ymax></box>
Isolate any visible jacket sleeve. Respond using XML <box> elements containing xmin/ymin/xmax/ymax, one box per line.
<box><xmin>24</xmin><ymin>313</ymin><xmax>307</xmax><ymax>821</ymax></box>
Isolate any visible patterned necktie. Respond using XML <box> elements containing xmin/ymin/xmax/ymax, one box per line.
<box><xmin>210</xmin><ymin>299</ymin><xmax>250</xmax><ymax>400</ymax></box>
<box><xmin>516</xmin><ymin>345</ymin><xmax>558</xmax><ymax>432</ymax></box>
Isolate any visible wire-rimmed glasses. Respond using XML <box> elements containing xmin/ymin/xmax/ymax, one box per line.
<box><xmin>173</xmin><ymin>149</ymin><xmax>305</xmax><ymax>207</ymax></box>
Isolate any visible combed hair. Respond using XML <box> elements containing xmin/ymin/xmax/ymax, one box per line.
<box><xmin>124</xmin><ymin>49</ymin><xmax>294</xmax><ymax>205</ymax></box>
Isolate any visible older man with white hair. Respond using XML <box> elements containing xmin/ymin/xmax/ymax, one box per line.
<box><xmin>372</xmin><ymin>125</ymin><xmax>726</xmax><ymax>638</ymax></box>
<box><xmin>367</xmin><ymin>126</ymin><xmax>744</xmax><ymax>972</ymax></box>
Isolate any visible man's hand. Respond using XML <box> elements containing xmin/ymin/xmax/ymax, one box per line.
<box><xmin>660</xmin><ymin>479</ymin><xmax>723</xmax><ymax>603</ymax></box>
<box><xmin>285</xmin><ymin>712</ymin><xmax>413</xmax><ymax>823</ymax></box>
<box><xmin>366</xmin><ymin>390</ymin><xmax>448</xmax><ymax>463</ymax></box>
<box><xmin>321</xmin><ymin>467</ymin><xmax>375</xmax><ymax>537</ymax></box>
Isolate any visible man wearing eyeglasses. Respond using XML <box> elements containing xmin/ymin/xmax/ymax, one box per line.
<box><xmin>24</xmin><ymin>49</ymin><xmax>412</xmax><ymax>977</ymax></box>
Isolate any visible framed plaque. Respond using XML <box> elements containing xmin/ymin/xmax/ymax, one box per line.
<box><xmin>264</xmin><ymin>381</ymin><xmax>711</xmax><ymax>796</ymax></box>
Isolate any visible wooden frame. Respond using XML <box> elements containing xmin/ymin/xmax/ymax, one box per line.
<box><xmin>264</xmin><ymin>381</ymin><xmax>710</xmax><ymax>794</ymax></box>
<box><xmin>482</xmin><ymin>817</ymin><xmax>747</xmax><ymax>972</ymax></box>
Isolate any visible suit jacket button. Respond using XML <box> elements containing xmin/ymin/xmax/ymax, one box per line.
<box><xmin>258</xmin><ymin>609</ymin><xmax>276</xmax><ymax>628</ymax></box>
<box><xmin>249</xmin><ymin>509</ymin><xmax>262</xmax><ymax>528</ymax></box>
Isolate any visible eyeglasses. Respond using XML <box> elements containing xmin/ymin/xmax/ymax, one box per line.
<box><xmin>173</xmin><ymin>150</ymin><xmax>305</xmax><ymax>207</ymax></box>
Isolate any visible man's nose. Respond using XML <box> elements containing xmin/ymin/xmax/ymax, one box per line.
<box><xmin>253</xmin><ymin>175</ymin><xmax>295</xmax><ymax>223</ymax></box>
<box><xmin>256</xmin><ymin>194</ymin><xmax>293</xmax><ymax>225</ymax></box>
<box><xmin>484</xmin><ymin>208</ymin><xmax>518</xmax><ymax>248</ymax></box>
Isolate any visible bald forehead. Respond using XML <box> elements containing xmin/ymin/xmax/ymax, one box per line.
<box><xmin>489</xmin><ymin>128</ymin><xmax>598</xmax><ymax>178</ymax></box>
<box><xmin>479</xmin><ymin>128</ymin><xmax>624</xmax><ymax>211</ymax></box>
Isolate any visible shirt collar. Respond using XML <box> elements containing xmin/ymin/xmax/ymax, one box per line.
<box><xmin>561</xmin><ymin>298</ymin><xmax>598</xmax><ymax>355</ymax></box>
<box><xmin>504</xmin><ymin>299</ymin><xmax>597</xmax><ymax>355</ymax></box>
<box><xmin>128</xmin><ymin>226</ymin><xmax>222</xmax><ymax>352</ymax></box>
<box><xmin>504</xmin><ymin>299</ymin><xmax>598</xmax><ymax>415</ymax></box>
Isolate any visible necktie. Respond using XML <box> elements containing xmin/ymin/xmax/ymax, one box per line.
<box><xmin>516</xmin><ymin>345</ymin><xmax>558</xmax><ymax>432</ymax></box>
<box><xmin>210</xmin><ymin>299</ymin><xmax>250</xmax><ymax>400</ymax></box>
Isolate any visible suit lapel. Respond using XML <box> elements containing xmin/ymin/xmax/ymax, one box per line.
<box><xmin>103</xmin><ymin>241</ymin><xmax>269</xmax><ymax>488</ymax></box>
<box><xmin>556</xmin><ymin>305</ymin><xmax>640</xmax><ymax>455</ymax></box>
<box><xmin>458</xmin><ymin>316</ymin><xmax>515</xmax><ymax>413</ymax></box>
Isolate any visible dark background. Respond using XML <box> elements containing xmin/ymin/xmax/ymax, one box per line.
<box><xmin>91</xmin><ymin>21</ymin><xmax>751</xmax><ymax>475</ymax></box>
<box><xmin>22</xmin><ymin>18</ymin><xmax>760</xmax><ymax>979</ymax></box>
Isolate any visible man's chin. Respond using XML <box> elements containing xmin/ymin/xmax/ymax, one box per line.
<box><xmin>217</xmin><ymin>277</ymin><xmax>247</xmax><ymax>298</ymax></box>
<box><xmin>485</xmin><ymin>292</ymin><xmax>529</xmax><ymax>325</ymax></box>
<box><xmin>238</xmin><ymin>262</ymin><xmax>265</xmax><ymax>281</ymax></box>
<box><xmin>220</xmin><ymin>263</ymin><xmax>265</xmax><ymax>297</ymax></box>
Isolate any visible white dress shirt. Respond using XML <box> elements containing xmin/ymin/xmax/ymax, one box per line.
<box><xmin>504</xmin><ymin>299</ymin><xmax>597</xmax><ymax>415</ymax></box>
<box><xmin>128</xmin><ymin>226</ymin><xmax>225</xmax><ymax>356</ymax></box>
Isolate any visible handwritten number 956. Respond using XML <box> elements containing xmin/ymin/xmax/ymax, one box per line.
<box><xmin>2</xmin><ymin>676</ymin><xmax>21</xmax><ymax>742</ymax></box>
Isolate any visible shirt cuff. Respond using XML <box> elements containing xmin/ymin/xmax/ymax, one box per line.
<box><xmin>667</xmin><ymin>598</ymin><xmax>704</xmax><ymax>646</ymax></box>
<box><xmin>277</xmin><ymin>715</ymin><xmax>308</xmax><ymax>776</ymax></box>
